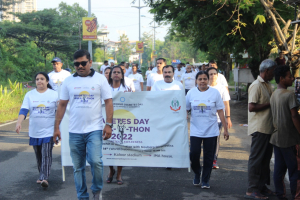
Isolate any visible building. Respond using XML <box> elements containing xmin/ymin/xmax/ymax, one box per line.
<box><xmin>2</xmin><ymin>0</ymin><xmax>37</xmax><ymax>22</ymax></box>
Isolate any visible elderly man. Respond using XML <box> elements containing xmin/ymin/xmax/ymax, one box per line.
<box><xmin>245</xmin><ymin>59</ymin><xmax>276</xmax><ymax>200</ymax></box>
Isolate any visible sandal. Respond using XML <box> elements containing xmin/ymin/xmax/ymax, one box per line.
<box><xmin>41</xmin><ymin>180</ymin><xmax>48</xmax><ymax>188</ymax></box>
<box><xmin>106</xmin><ymin>169</ymin><xmax>115</xmax><ymax>183</ymax></box>
<box><xmin>244</xmin><ymin>192</ymin><xmax>268</xmax><ymax>199</ymax></box>
<box><xmin>117</xmin><ymin>179</ymin><xmax>123</xmax><ymax>185</ymax></box>
<box><xmin>36</xmin><ymin>179</ymin><xmax>42</xmax><ymax>184</ymax></box>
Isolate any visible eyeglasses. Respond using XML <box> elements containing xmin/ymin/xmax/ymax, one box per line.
<box><xmin>74</xmin><ymin>61</ymin><xmax>88</xmax><ymax>67</ymax></box>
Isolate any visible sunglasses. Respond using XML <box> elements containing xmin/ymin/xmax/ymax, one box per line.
<box><xmin>74</xmin><ymin>61</ymin><xmax>89</xmax><ymax>67</ymax></box>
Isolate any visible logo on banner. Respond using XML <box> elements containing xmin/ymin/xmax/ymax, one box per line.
<box><xmin>170</xmin><ymin>98</ymin><xmax>181</xmax><ymax>112</ymax></box>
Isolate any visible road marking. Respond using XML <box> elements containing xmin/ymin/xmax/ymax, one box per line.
<box><xmin>0</xmin><ymin>118</ymin><xmax>29</xmax><ymax>128</ymax></box>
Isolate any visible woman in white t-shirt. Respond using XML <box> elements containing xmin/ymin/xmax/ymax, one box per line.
<box><xmin>181</xmin><ymin>64</ymin><xmax>196</xmax><ymax>94</ymax></box>
<box><xmin>186</xmin><ymin>70</ymin><xmax>229</xmax><ymax>189</ymax></box>
<box><xmin>15</xmin><ymin>72</ymin><xmax>58</xmax><ymax>188</ymax></box>
<box><xmin>107</xmin><ymin>66</ymin><xmax>132</xmax><ymax>185</ymax></box>
<box><xmin>104</xmin><ymin>67</ymin><xmax>112</xmax><ymax>81</ymax></box>
<box><xmin>128</xmin><ymin>65</ymin><xmax>144</xmax><ymax>91</ymax></box>
<box><xmin>145</xmin><ymin>66</ymin><xmax>152</xmax><ymax>79</ymax></box>
<box><xmin>207</xmin><ymin>67</ymin><xmax>232</xmax><ymax>169</ymax></box>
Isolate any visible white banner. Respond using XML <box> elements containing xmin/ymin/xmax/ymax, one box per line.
<box><xmin>61</xmin><ymin>90</ymin><xmax>190</xmax><ymax>168</ymax></box>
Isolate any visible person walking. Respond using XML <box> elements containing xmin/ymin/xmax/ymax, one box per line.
<box><xmin>120</xmin><ymin>63</ymin><xmax>135</xmax><ymax>92</ymax></box>
<box><xmin>207</xmin><ymin>67</ymin><xmax>232</xmax><ymax>169</ymax></box>
<box><xmin>270</xmin><ymin>65</ymin><xmax>300</xmax><ymax>200</ymax></box>
<box><xmin>181</xmin><ymin>64</ymin><xmax>196</xmax><ymax>94</ymax></box>
<box><xmin>174</xmin><ymin>63</ymin><xmax>185</xmax><ymax>82</ymax></box>
<box><xmin>106</xmin><ymin>66</ymin><xmax>132</xmax><ymax>185</ymax></box>
<box><xmin>151</xmin><ymin>65</ymin><xmax>183</xmax><ymax>91</ymax></box>
<box><xmin>186</xmin><ymin>70</ymin><xmax>229</xmax><ymax>189</ymax></box>
<box><xmin>245</xmin><ymin>59</ymin><xmax>277</xmax><ymax>200</ymax></box>
<box><xmin>128</xmin><ymin>65</ymin><xmax>144</xmax><ymax>91</ymax></box>
<box><xmin>147</xmin><ymin>58</ymin><xmax>166</xmax><ymax>91</ymax></box>
<box><xmin>48</xmin><ymin>57</ymin><xmax>71</xmax><ymax>91</ymax></box>
<box><xmin>100</xmin><ymin>60</ymin><xmax>109</xmax><ymax>74</ymax></box>
<box><xmin>145</xmin><ymin>66</ymin><xmax>153</xmax><ymax>79</ymax></box>
<box><xmin>15</xmin><ymin>72</ymin><xmax>58</xmax><ymax>188</ymax></box>
<box><xmin>53</xmin><ymin>50</ymin><xmax>113</xmax><ymax>200</ymax></box>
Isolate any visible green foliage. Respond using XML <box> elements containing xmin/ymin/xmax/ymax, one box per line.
<box><xmin>116</xmin><ymin>34</ymin><xmax>132</xmax><ymax>63</ymax></box>
<box><xmin>0</xmin><ymin>80</ymin><xmax>28</xmax><ymax>123</ymax></box>
<box><xmin>94</xmin><ymin>48</ymin><xmax>113</xmax><ymax>62</ymax></box>
<box><xmin>254</xmin><ymin>14</ymin><xmax>266</xmax><ymax>24</ymax></box>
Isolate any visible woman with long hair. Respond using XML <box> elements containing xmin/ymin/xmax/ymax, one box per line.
<box><xmin>186</xmin><ymin>70</ymin><xmax>229</xmax><ymax>189</ymax></box>
<box><xmin>15</xmin><ymin>72</ymin><xmax>58</xmax><ymax>188</ymax></box>
<box><xmin>104</xmin><ymin>67</ymin><xmax>112</xmax><ymax>81</ymax></box>
<box><xmin>106</xmin><ymin>66</ymin><xmax>132</xmax><ymax>185</ymax></box>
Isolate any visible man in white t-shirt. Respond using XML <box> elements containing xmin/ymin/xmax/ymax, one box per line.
<box><xmin>128</xmin><ymin>64</ymin><xmax>144</xmax><ymax>91</ymax></box>
<box><xmin>152</xmin><ymin>65</ymin><xmax>183</xmax><ymax>91</ymax></box>
<box><xmin>100</xmin><ymin>60</ymin><xmax>109</xmax><ymax>74</ymax></box>
<box><xmin>53</xmin><ymin>49</ymin><xmax>113</xmax><ymax>200</ymax></box>
<box><xmin>48</xmin><ymin>57</ymin><xmax>71</xmax><ymax>91</ymax></box>
<box><xmin>209</xmin><ymin>61</ymin><xmax>228</xmax><ymax>89</ymax></box>
<box><xmin>152</xmin><ymin>66</ymin><xmax>157</xmax><ymax>73</ymax></box>
<box><xmin>124</xmin><ymin>62</ymin><xmax>132</xmax><ymax>77</ymax></box>
<box><xmin>147</xmin><ymin>58</ymin><xmax>166</xmax><ymax>91</ymax></box>
<box><xmin>174</xmin><ymin>64</ymin><xmax>185</xmax><ymax>82</ymax></box>
<box><xmin>120</xmin><ymin>63</ymin><xmax>135</xmax><ymax>92</ymax></box>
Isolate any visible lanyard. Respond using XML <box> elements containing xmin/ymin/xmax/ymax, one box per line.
<box><xmin>112</xmin><ymin>85</ymin><xmax>121</xmax><ymax>91</ymax></box>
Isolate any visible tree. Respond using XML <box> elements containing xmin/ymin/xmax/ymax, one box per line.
<box><xmin>116</xmin><ymin>34</ymin><xmax>132</xmax><ymax>63</ymax></box>
<box><xmin>147</xmin><ymin>0</ymin><xmax>289</xmax><ymax>78</ymax></box>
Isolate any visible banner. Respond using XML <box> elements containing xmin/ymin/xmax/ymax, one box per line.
<box><xmin>61</xmin><ymin>90</ymin><xmax>190</xmax><ymax>168</ymax></box>
<box><xmin>136</xmin><ymin>41</ymin><xmax>144</xmax><ymax>53</ymax></box>
<box><xmin>151</xmin><ymin>50</ymin><xmax>157</xmax><ymax>59</ymax></box>
<box><xmin>82</xmin><ymin>17</ymin><xmax>97</xmax><ymax>40</ymax></box>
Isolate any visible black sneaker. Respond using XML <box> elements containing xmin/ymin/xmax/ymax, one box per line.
<box><xmin>193</xmin><ymin>174</ymin><xmax>200</xmax><ymax>186</ymax></box>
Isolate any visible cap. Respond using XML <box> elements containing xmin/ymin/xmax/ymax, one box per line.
<box><xmin>51</xmin><ymin>57</ymin><xmax>62</xmax><ymax>63</ymax></box>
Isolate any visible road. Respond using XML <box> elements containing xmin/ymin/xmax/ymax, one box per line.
<box><xmin>0</xmin><ymin>98</ymin><xmax>292</xmax><ymax>200</ymax></box>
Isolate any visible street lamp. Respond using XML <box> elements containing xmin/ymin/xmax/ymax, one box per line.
<box><xmin>131</xmin><ymin>0</ymin><xmax>147</xmax><ymax>68</ymax></box>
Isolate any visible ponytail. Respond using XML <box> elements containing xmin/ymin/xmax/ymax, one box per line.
<box><xmin>34</xmin><ymin>72</ymin><xmax>53</xmax><ymax>90</ymax></box>
<box><xmin>47</xmin><ymin>83</ymin><xmax>53</xmax><ymax>89</ymax></box>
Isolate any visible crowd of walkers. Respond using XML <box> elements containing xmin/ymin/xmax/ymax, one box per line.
<box><xmin>14</xmin><ymin>49</ymin><xmax>300</xmax><ymax>200</ymax></box>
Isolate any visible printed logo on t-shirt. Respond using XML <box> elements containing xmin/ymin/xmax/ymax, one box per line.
<box><xmin>193</xmin><ymin>103</ymin><xmax>211</xmax><ymax>114</ymax></box>
<box><xmin>32</xmin><ymin>104</ymin><xmax>50</xmax><ymax>114</ymax></box>
<box><xmin>74</xmin><ymin>91</ymin><xmax>94</xmax><ymax>104</ymax></box>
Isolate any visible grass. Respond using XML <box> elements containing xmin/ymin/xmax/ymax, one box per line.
<box><xmin>0</xmin><ymin>80</ymin><xmax>28</xmax><ymax>124</ymax></box>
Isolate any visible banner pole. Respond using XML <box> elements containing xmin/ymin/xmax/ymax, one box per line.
<box><xmin>183</xmin><ymin>79</ymin><xmax>191</xmax><ymax>172</ymax></box>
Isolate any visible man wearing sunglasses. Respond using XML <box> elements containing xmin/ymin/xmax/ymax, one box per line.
<box><xmin>48</xmin><ymin>57</ymin><xmax>71</xmax><ymax>91</ymax></box>
<box><xmin>53</xmin><ymin>49</ymin><xmax>113</xmax><ymax>200</ymax></box>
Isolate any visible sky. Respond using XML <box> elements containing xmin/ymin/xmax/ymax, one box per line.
<box><xmin>37</xmin><ymin>0</ymin><xmax>169</xmax><ymax>42</ymax></box>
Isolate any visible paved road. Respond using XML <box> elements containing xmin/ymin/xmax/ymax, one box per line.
<box><xmin>0</xmin><ymin>100</ymin><xmax>292</xmax><ymax>200</ymax></box>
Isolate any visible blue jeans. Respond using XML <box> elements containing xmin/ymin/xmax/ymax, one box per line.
<box><xmin>69</xmin><ymin>130</ymin><xmax>103</xmax><ymax>200</ymax></box>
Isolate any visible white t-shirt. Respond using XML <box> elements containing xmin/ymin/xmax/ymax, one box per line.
<box><xmin>128</xmin><ymin>73</ymin><xmax>144</xmax><ymax>92</ymax></box>
<box><xmin>21</xmin><ymin>89</ymin><xmax>58</xmax><ymax>138</ymax></box>
<box><xmin>111</xmin><ymin>85</ymin><xmax>132</xmax><ymax>92</ymax></box>
<box><xmin>60</xmin><ymin>72</ymin><xmax>112</xmax><ymax>133</ymax></box>
<box><xmin>124</xmin><ymin>67</ymin><xmax>132</xmax><ymax>77</ymax></box>
<box><xmin>210</xmin><ymin>84</ymin><xmax>230</xmax><ymax>122</ymax></box>
<box><xmin>147</xmin><ymin>73</ymin><xmax>164</xmax><ymax>87</ymax></box>
<box><xmin>124</xmin><ymin>76</ymin><xmax>135</xmax><ymax>92</ymax></box>
<box><xmin>100</xmin><ymin>64</ymin><xmax>109</xmax><ymax>74</ymax></box>
<box><xmin>181</xmin><ymin>72</ymin><xmax>196</xmax><ymax>89</ymax></box>
<box><xmin>145</xmin><ymin>70</ymin><xmax>152</xmax><ymax>78</ymax></box>
<box><xmin>151</xmin><ymin>80</ymin><xmax>183</xmax><ymax>91</ymax></box>
<box><xmin>217</xmin><ymin>73</ymin><xmax>228</xmax><ymax>87</ymax></box>
<box><xmin>152</xmin><ymin>67</ymin><xmax>157</xmax><ymax>73</ymax></box>
<box><xmin>174</xmin><ymin>69</ymin><xmax>185</xmax><ymax>82</ymax></box>
<box><xmin>48</xmin><ymin>70</ymin><xmax>71</xmax><ymax>91</ymax></box>
<box><xmin>186</xmin><ymin>87</ymin><xmax>224</xmax><ymax>138</ymax></box>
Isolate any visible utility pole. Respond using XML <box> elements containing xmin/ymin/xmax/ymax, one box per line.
<box><xmin>150</xmin><ymin>15</ymin><xmax>159</xmax><ymax>66</ymax></box>
<box><xmin>88</xmin><ymin>0</ymin><xmax>92</xmax><ymax>60</ymax></box>
<box><xmin>132</xmin><ymin>0</ymin><xmax>146</xmax><ymax>68</ymax></box>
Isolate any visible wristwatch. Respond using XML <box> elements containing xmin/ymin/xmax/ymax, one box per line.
<box><xmin>106</xmin><ymin>122</ymin><xmax>113</xmax><ymax>128</ymax></box>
